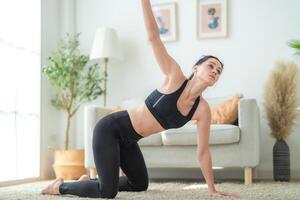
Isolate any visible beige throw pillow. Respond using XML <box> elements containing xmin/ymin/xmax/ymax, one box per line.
<box><xmin>210</xmin><ymin>96</ymin><xmax>240</xmax><ymax>124</ymax></box>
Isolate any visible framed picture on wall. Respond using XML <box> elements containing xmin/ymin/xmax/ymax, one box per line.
<box><xmin>197</xmin><ymin>0</ymin><xmax>227</xmax><ymax>39</ymax></box>
<box><xmin>152</xmin><ymin>2</ymin><xmax>177</xmax><ymax>42</ymax></box>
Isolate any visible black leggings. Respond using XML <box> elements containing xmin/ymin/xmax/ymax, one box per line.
<box><xmin>59</xmin><ymin>110</ymin><xmax>148</xmax><ymax>198</ymax></box>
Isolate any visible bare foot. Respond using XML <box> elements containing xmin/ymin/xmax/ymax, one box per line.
<box><xmin>41</xmin><ymin>178</ymin><xmax>64</xmax><ymax>195</ymax></box>
<box><xmin>78</xmin><ymin>174</ymin><xmax>90</xmax><ymax>181</ymax></box>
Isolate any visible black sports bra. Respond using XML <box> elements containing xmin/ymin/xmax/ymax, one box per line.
<box><xmin>145</xmin><ymin>79</ymin><xmax>200</xmax><ymax>129</ymax></box>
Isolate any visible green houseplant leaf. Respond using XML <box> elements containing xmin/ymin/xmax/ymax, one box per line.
<box><xmin>43</xmin><ymin>33</ymin><xmax>104</xmax><ymax>150</ymax></box>
<box><xmin>288</xmin><ymin>40</ymin><xmax>300</xmax><ymax>55</ymax></box>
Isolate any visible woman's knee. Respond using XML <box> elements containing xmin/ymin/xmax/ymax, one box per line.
<box><xmin>133</xmin><ymin>179</ymin><xmax>149</xmax><ymax>191</ymax></box>
<box><xmin>139</xmin><ymin>180</ymin><xmax>149</xmax><ymax>191</ymax></box>
<box><xmin>100</xmin><ymin>190</ymin><xmax>118</xmax><ymax>199</ymax></box>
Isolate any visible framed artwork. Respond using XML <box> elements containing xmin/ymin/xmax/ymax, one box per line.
<box><xmin>197</xmin><ymin>0</ymin><xmax>227</xmax><ymax>39</ymax></box>
<box><xmin>152</xmin><ymin>2</ymin><xmax>177</xmax><ymax>42</ymax></box>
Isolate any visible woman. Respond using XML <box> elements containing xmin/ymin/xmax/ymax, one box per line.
<box><xmin>41</xmin><ymin>0</ymin><xmax>238</xmax><ymax>198</ymax></box>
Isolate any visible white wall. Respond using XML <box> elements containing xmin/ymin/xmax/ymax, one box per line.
<box><xmin>41</xmin><ymin>0</ymin><xmax>78</xmax><ymax>179</ymax></box>
<box><xmin>47</xmin><ymin>0</ymin><xmax>300</xmax><ymax>179</ymax></box>
<box><xmin>41</xmin><ymin>0</ymin><xmax>60</xmax><ymax>179</ymax></box>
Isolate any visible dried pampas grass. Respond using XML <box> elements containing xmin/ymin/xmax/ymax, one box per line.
<box><xmin>263</xmin><ymin>60</ymin><xmax>300</xmax><ymax>140</ymax></box>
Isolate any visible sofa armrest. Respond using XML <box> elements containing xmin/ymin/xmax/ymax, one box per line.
<box><xmin>238</xmin><ymin>98</ymin><xmax>261</xmax><ymax>167</ymax></box>
<box><xmin>84</xmin><ymin>105</ymin><xmax>113</xmax><ymax>168</ymax></box>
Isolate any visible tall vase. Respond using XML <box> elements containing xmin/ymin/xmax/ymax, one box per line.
<box><xmin>273</xmin><ymin>139</ymin><xmax>290</xmax><ymax>181</ymax></box>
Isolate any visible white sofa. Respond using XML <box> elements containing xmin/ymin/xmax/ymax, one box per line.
<box><xmin>84</xmin><ymin>95</ymin><xmax>261</xmax><ymax>185</ymax></box>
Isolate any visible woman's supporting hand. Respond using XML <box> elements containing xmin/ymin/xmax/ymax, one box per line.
<box><xmin>209</xmin><ymin>190</ymin><xmax>240</xmax><ymax>198</ymax></box>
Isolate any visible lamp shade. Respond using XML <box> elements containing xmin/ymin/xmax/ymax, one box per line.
<box><xmin>90</xmin><ymin>27</ymin><xmax>123</xmax><ymax>63</ymax></box>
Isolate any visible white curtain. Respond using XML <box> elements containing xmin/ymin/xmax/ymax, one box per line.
<box><xmin>0</xmin><ymin>0</ymin><xmax>41</xmax><ymax>181</ymax></box>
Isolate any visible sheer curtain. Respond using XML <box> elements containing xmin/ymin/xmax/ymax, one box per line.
<box><xmin>0</xmin><ymin>0</ymin><xmax>41</xmax><ymax>181</ymax></box>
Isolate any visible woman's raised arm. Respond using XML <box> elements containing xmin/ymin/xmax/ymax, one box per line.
<box><xmin>141</xmin><ymin>0</ymin><xmax>183</xmax><ymax>78</ymax></box>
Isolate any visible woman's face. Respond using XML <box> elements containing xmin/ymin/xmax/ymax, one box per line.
<box><xmin>193</xmin><ymin>58</ymin><xmax>223</xmax><ymax>86</ymax></box>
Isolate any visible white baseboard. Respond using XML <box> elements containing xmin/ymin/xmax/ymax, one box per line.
<box><xmin>0</xmin><ymin>177</ymin><xmax>42</xmax><ymax>187</ymax></box>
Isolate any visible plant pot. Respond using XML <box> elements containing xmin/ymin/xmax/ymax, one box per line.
<box><xmin>53</xmin><ymin>149</ymin><xmax>86</xmax><ymax>180</ymax></box>
<box><xmin>273</xmin><ymin>139</ymin><xmax>290</xmax><ymax>181</ymax></box>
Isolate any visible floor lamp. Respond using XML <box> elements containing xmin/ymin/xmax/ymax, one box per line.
<box><xmin>90</xmin><ymin>27</ymin><xmax>123</xmax><ymax>107</ymax></box>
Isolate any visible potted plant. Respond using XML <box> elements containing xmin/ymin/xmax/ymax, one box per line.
<box><xmin>43</xmin><ymin>33</ymin><xmax>104</xmax><ymax>179</ymax></box>
<box><xmin>263</xmin><ymin>60</ymin><xmax>299</xmax><ymax>181</ymax></box>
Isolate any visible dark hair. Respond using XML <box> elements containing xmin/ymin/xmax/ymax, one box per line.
<box><xmin>188</xmin><ymin>55</ymin><xmax>224</xmax><ymax>80</ymax></box>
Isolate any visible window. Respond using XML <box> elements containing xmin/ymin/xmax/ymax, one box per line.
<box><xmin>0</xmin><ymin>0</ymin><xmax>41</xmax><ymax>181</ymax></box>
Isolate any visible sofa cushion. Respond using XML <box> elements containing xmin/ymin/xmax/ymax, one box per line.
<box><xmin>138</xmin><ymin>132</ymin><xmax>164</xmax><ymax>146</ymax></box>
<box><xmin>210</xmin><ymin>95</ymin><xmax>240</xmax><ymax>124</ymax></box>
<box><xmin>161</xmin><ymin>124</ymin><xmax>240</xmax><ymax>145</ymax></box>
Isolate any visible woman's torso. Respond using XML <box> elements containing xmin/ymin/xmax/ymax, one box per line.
<box><xmin>127</xmin><ymin>75</ymin><xmax>203</xmax><ymax>137</ymax></box>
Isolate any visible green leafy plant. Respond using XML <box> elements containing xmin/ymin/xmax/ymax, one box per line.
<box><xmin>288</xmin><ymin>40</ymin><xmax>300</xmax><ymax>55</ymax></box>
<box><xmin>43</xmin><ymin>33</ymin><xmax>104</xmax><ymax>150</ymax></box>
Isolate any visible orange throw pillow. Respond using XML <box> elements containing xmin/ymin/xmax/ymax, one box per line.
<box><xmin>110</xmin><ymin>106</ymin><xmax>124</xmax><ymax>114</ymax></box>
<box><xmin>210</xmin><ymin>96</ymin><xmax>240</xmax><ymax>124</ymax></box>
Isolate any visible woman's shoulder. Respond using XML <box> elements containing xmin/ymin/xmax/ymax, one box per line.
<box><xmin>170</xmin><ymin>73</ymin><xmax>188</xmax><ymax>87</ymax></box>
<box><xmin>192</xmin><ymin>97</ymin><xmax>211</xmax><ymax>121</ymax></box>
<box><xmin>169</xmin><ymin>63</ymin><xmax>186</xmax><ymax>78</ymax></box>
<box><xmin>159</xmin><ymin>73</ymin><xmax>187</xmax><ymax>92</ymax></box>
<box><xmin>199</xmin><ymin>97</ymin><xmax>211</xmax><ymax>113</ymax></box>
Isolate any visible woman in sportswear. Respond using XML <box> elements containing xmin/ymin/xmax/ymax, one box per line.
<box><xmin>41</xmin><ymin>0</ymin><xmax>238</xmax><ymax>198</ymax></box>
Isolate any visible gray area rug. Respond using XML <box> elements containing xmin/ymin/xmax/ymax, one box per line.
<box><xmin>0</xmin><ymin>180</ymin><xmax>299</xmax><ymax>200</ymax></box>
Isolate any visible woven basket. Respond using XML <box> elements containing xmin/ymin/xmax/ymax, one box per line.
<box><xmin>53</xmin><ymin>149</ymin><xmax>86</xmax><ymax>180</ymax></box>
